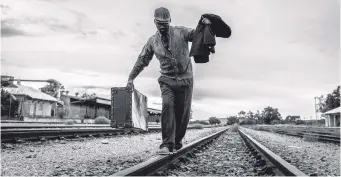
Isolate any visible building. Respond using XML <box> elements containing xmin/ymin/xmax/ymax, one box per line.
<box><xmin>147</xmin><ymin>108</ymin><xmax>162</xmax><ymax>122</ymax></box>
<box><xmin>147</xmin><ymin>108</ymin><xmax>193</xmax><ymax>123</ymax></box>
<box><xmin>59</xmin><ymin>94</ymin><xmax>111</xmax><ymax>120</ymax></box>
<box><xmin>2</xmin><ymin>84</ymin><xmax>58</xmax><ymax>120</ymax></box>
<box><xmin>322</xmin><ymin>107</ymin><xmax>340</xmax><ymax>127</ymax></box>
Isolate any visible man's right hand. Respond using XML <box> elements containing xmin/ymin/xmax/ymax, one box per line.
<box><xmin>126</xmin><ymin>79</ymin><xmax>134</xmax><ymax>92</ymax></box>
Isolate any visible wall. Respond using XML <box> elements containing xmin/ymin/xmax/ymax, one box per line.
<box><xmin>34</xmin><ymin>101</ymin><xmax>52</xmax><ymax>117</ymax></box>
<box><xmin>97</xmin><ymin>106</ymin><xmax>110</xmax><ymax>118</ymax></box>
<box><xmin>325</xmin><ymin>114</ymin><xmax>341</xmax><ymax>127</ymax></box>
<box><xmin>68</xmin><ymin>105</ymin><xmax>87</xmax><ymax>119</ymax></box>
<box><xmin>148</xmin><ymin>114</ymin><xmax>161</xmax><ymax>122</ymax></box>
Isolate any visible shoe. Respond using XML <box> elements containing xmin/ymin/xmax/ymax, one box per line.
<box><xmin>174</xmin><ymin>143</ymin><xmax>183</xmax><ymax>151</ymax></box>
<box><xmin>157</xmin><ymin>147</ymin><xmax>172</xmax><ymax>155</ymax></box>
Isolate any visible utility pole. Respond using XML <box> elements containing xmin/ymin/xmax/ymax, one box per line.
<box><xmin>314</xmin><ymin>97</ymin><xmax>318</xmax><ymax>125</ymax></box>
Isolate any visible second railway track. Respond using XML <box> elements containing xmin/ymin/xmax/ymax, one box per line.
<box><xmin>1</xmin><ymin>124</ymin><xmax>207</xmax><ymax>143</ymax></box>
<box><xmin>248</xmin><ymin>125</ymin><xmax>340</xmax><ymax>144</ymax></box>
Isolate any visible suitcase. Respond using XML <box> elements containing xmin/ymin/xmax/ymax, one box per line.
<box><xmin>110</xmin><ymin>87</ymin><xmax>148</xmax><ymax>131</ymax></box>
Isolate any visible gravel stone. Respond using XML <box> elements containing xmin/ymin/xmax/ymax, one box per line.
<box><xmin>165</xmin><ymin>131</ymin><xmax>260</xmax><ymax>176</ymax></box>
<box><xmin>1</xmin><ymin>127</ymin><xmax>224</xmax><ymax>176</ymax></box>
<box><xmin>242</xmin><ymin>127</ymin><xmax>340</xmax><ymax>176</ymax></box>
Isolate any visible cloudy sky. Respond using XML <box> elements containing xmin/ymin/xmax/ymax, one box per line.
<box><xmin>1</xmin><ymin>0</ymin><xmax>339</xmax><ymax>120</ymax></box>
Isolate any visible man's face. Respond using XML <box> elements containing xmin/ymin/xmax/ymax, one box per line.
<box><xmin>154</xmin><ymin>20</ymin><xmax>170</xmax><ymax>34</ymax></box>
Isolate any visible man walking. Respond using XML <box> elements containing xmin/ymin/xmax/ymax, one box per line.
<box><xmin>126</xmin><ymin>7</ymin><xmax>211</xmax><ymax>154</ymax></box>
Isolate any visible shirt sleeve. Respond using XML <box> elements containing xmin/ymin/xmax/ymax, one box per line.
<box><xmin>128</xmin><ymin>37</ymin><xmax>154</xmax><ymax>81</ymax></box>
<box><xmin>179</xmin><ymin>26</ymin><xmax>195</xmax><ymax>42</ymax></box>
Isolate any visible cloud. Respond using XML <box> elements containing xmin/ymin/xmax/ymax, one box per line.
<box><xmin>1</xmin><ymin>24</ymin><xmax>27</xmax><ymax>37</ymax></box>
<box><xmin>1</xmin><ymin>0</ymin><xmax>339</xmax><ymax>120</ymax></box>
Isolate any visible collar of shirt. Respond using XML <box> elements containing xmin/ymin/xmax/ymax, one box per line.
<box><xmin>157</xmin><ymin>27</ymin><xmax>171</xmax><ymax>38</ymax></box>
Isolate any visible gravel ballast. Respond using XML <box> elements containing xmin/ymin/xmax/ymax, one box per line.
<box><xmin>165</xmin><ymin>131</ymin><xmax>260</xmax><ymax>176</ymax></box>
<box><xmin>1</xmin><ymin>127</ymin><xmax>224</xmax><ymax>176</ymax></box>
<box><xmin>242</xmin><ymin>127</ymin><xmax>340</xmax><ymax>176</ymax></box>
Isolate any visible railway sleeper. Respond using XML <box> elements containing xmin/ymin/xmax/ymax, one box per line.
<box><xmin>38</xmin><ymin>136</ymin><xmax>47</xmax><ymax>142</ymax></box>
<box><xmin>178</xmin><ymin>156</ymin><xmax>190</xmax><ymax>163</ymax></box>
<box><xmin>240</xmin><ymin>134</ymin><xmax>279</xmax><ymax>176</ymax></box>
<box><xmin>14</xmin><ymin>137</ymin><xmax>25</xmax><ymax>143</ymax></box>
<box><xmin>57</xmin><ymin>135</ymin><xmax>65</xmax><ymax>140</ymax></box>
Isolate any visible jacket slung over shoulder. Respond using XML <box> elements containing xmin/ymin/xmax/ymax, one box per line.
<box><xmin>190</xmin><ymin>13</ymin><xmax>231</xmax><ymax>63</ymax></box>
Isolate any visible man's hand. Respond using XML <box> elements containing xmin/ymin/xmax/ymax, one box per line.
<box><xmin>202</xmin><ymin>17</ymin><xmax>211</xmax><ymax>25</ymax></box>
<box><xmin>126</xmin><ymin>79</ymin><xmax>134</xmax><ymax>92</ymax></box>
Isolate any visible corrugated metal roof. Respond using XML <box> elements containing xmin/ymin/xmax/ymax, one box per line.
<box><xmin>322</xmin><ymin>107</ymin><xmax>340</xmax><ymax>115</ymax></box>
<box><xmin>97</xmin><ymin>94</ymin><xmax>111</xmax><ymax>101</ymax></box>
<box><xmin>3</xmin><ymin>84</ymin><xmax>58</xmax><ymax>102</ymax></box>
<box><xmin>96</xmin><ymin>98</ymin><xmax>111</xmax><ymax>105</ymax></box>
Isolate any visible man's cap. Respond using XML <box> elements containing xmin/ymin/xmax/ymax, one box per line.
<box><xmin>154</xmin><ymin>7</ymin><xmax>171</xmax><ymax>23</ymax></box>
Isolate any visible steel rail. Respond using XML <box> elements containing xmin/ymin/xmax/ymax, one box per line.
<box><xmin>1</xmin><ymin>128</ymin><xmax>144</xmax><ymax>143</ymax></box>
<box><xmin>1</xmin><ymin>124</ymin><xmax>110</xmax><ymax>129</ymax></box>
<box><xmin>113</xmin><ymin>128</ymin><xmax>228</xmax><ymax>176</ymax></box>
<box><xmin>238</xmin><ymin>128</ymin><xmax>308</xmax><ymax>176</ymax></box>
<box><xmin>0</xmin><ymin>124</ymin><xmax>201</xmax><ymax>129</ymax></box>
<box><xmin>254</xmin><ymin>127</ymin><xmax>340</xmax><ymax>144</ymax></box>
<box><xmin>1</xmin><ymin>125</ymin><xmax>209</xmax><ymax>143</ymax></box>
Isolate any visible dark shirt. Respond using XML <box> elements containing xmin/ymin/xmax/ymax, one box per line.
<box><xmin>128</xmin><ymin>26</ymin><xmax>195</xmax><ymax>81</ymax></box>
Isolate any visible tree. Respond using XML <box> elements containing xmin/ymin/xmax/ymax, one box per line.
<box><xmin>208</xmin><ymin>117</ymin><xmax>220</xmax><ymax>125</ymax></box>
<box><xmin>254</xmin><ymin>110</ymin><xmax>262</xmax><ymax>124</ymax></box>
<box><xmin>285</xmin><ymin>115</ymin><xmax>300</xmax><ymax>123</ymax></box>
<box><xmin>238</xmin><ymin>110</ymin><xmax>246</xmax><ymax>118</ymax></box>
<box><xmin>81</xmin><ymin>92</ymin><xmax>97</xmax><ymax>99</ymax></box>
<box><xmin>261</xmin><ymin>106</ymin><xmax>282</xmax><ymax>124</ymax></box>
<box><xmin>226</xmin><ymin>116</ymin><xmax>238</xmax><ymax>125</ymax></box>
<box><xmin>246</xmin><ymin>111</ymin><xmax>254</xmax><ymax>119</ymax></box>
<box><xmin>319</xmin><ymin>86</ymin><xmax>340</xmax><ymax>113</ymax></box>
<box><xmin>1</xmin><ymin>89</ymin><xmax>19</xmax><ymax>118</ymax></box>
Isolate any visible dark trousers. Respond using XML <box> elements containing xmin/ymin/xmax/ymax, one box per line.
<box><xmin>158</xmin><ymin>76</ymin><xmax>193</xmax><ymax>151</ymax></box>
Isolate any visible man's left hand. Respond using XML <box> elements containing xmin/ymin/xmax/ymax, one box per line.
<box><xmin>202</xmin><ymin>17</ymin><xmax>211</xmax><ymax>25</ymax></box>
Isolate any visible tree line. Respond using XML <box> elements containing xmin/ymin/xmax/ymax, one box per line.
<box><xmin>207</xmin><ymin>85</ymin><xmax>340</xmax><ymax>125</ymax></box>
<box><xmin>224</xmin><ymin>106</ymin><xmax>282</xmax><ymax>125</ymax></box>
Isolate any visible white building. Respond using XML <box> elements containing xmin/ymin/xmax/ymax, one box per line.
<box><xmin>322</xmin><ymin>107</ymin><xmax>340</xmax><ymax>127</ymax></box>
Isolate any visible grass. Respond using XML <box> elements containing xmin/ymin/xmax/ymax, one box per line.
<box><xmin>94</xmin><ymin>116</ymin><xmax>110</xmax><ymax>124</ymax></box>
<box><xmin>210</xmin><ymin>128</ymin><xmax>219</xmax><ymax>134</ymax></box>
<box><xmin>303</xmin><ymin>133</ymin><xmax>319</xmax><ymax>142</ymax></box>
<box><xmin>192</xmin><ymin>124</ymin><xmax>204</xmax><ymax>129</ymax></box>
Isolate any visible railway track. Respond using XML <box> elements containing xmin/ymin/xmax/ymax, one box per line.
<box><xmin>1</xmin><ymin>127</ymin><xmax>144</xmax><ymax>143</ymax></box>
<box><xmin>113</xmin><ymin>127</ymin><xmax>308</xmax><ymax>176</ymax></box>
<box><xmin>249</xmin><ymin>126</ymin><xmax>340</xmax><ymax>144</ymax></box>
<box><xmin>0</xmin><ymin>124</ymin><xmax>206</xmax><ymax>143</ymax></box>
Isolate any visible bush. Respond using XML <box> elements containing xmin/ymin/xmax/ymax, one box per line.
<box><xmin>197</xmin><ymin>120</ymin><xmax>210</xmax><ymax>125</ymax></box>
<box><xmin>94</xmin><ymin>116</ymin><xmax>110</xmax><ymax>124</ymax></box>
<box><xmin>270</xmin><ymin>120</ymin><xmax>281</xmax><ymax>125</ymax></box>
<box><xmin>230</xmin><ymin>123</ymin><xmax>239</xmax><ymax>132</ymax></box>
<box><xmin>295</xmin><ymin>120</ymin><xmax>305</xmax><ymax>125</ymax></box>
<box><xmin>240</xmin><ymin>119</ymin><xmax>257</xmax><ymax>125</ymax></box>
<box><xmin>192</xmin><ymin>124</ymin><xmax>203</xmax><ymax>129</ymax></box>
<box><xmin>189</xmin><ymin>120</ymin><xmax>210</xmax><ymax>125</ymax></box>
